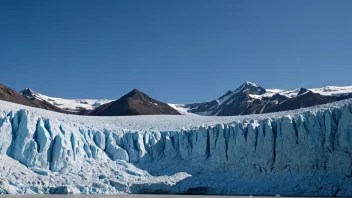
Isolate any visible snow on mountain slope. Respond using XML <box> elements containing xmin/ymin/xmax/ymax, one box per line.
<box><xmin>167</xmin><ymin>104</ymin><xmax>197</xmax><ymax>115</ymax></box>
<box><xmin>20</xmin><ymin>88</ymin><xmax>112</xmax><ymax>113</ymax></box>
<box><xmin>184</xmin><ymin>82</ymin><xmax>352</xmax><ymax>116</ymax></box>
<box><xmin>253</xmin><ymin>85</ymin><xmax>352</xmax><ymax>99</ymax></box>
<box><xmin>0</xmin><ymin>99</ymin><xmax>352</xmax><ymax>195</ymax></box>
<box><xmin>19</xmin><ymin>84</ymin><xmax>352</xmax><ymax>117</ymax></box>
<box><xmin>310</xmin><ymin>85</ymin><xmax>352</xmax><ymax>96</ymax></box>
<box><xmin>250</xmin><ymin>88</ymin><xmax>299</xmax><ymax>99</ymax></box>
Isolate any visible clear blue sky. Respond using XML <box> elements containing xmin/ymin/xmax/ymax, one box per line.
<box><xmin>1</xmin><ymin>0</ymin><xmax>352</xmax><ymax>103</ymax></box>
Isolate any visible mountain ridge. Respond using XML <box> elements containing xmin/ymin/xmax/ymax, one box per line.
<box><xmin>182</xmin><ymin>81</ymin><xmax>352</xmax><ymax>116</ymax></box>
<box><xmin>4</xmin><ymin>81</ymin><xmax>352</xmax><ymax>116</ymax></box>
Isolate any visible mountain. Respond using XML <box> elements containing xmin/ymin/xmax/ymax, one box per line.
<box><xmin>19</xmin><ymin>88</ymin><xmax>181</xmax><ymax>116</ymax></box>
<box><xmin>20</xmin><ymin>88</ymin><xmax>112</xmax><ymax>114</ymax></box>
<box><xmin>183</xmin><ymin>82</ymin><xmax>352</xmax><ymax>116</ymax></box>
<box><xmin>16</xmin><ymin>82</ymin><xmax>352</xmax><ymax>117</ymax></box>
<box><xmin>0</xmin><ymin>83</ymin><xmax>67</xmax><ymax>113</ymax></box>
<box><xmin>89</xmin><ymin>89</ymin><xmax>181</xmax><ymax>116</ymax></box>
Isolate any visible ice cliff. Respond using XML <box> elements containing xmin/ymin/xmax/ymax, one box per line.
<box><xmin>0</xmin><ymin>99</ymin><xmax>351</xmax><ymax>195</ymax></box>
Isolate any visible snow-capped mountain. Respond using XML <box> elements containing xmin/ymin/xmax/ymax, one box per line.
<box><xmin>20</xmin><ymin>87</ymin><xmax>180</xmax><ymax>116</ymax></box>
<box><xmin>0</xmin><ymin>84</ymin><xmax>66</xmax><ymax>113</ymax></box>
<box><xmin>183</xmin><ymin>82</ymin><xmax>352</xmax><ymax>116</ymax></box>
<box><xmin>17</xmin><ymin>82</ymin><xmax>352</xmax><ymax>117</ymax></box>
<box><xmin>0</xmin><ymin>98</ymin><xmax>351</xmax><ymax>195</ymax></box>
<box><xmin>20</xmin><ymin>88</ymin><xmax>112</xmax><ymax>114</ymax></box>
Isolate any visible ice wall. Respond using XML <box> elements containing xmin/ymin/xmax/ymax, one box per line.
<box><xmin>0</xmin><ymin>100</ymin><xmax>351</xmax><ymax>195</ymax></box>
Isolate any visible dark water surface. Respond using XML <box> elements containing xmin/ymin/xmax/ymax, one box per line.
<box><xmin>0</xmin><ymin>195</ymin><xmax>330</xmax><ymax>198</ymax></box>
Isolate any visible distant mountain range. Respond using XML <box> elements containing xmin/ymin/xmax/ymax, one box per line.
<box><xmin>181</xmin><ymin>82</ymin><xmax>352</xmax><ymax>116</ymax></box>
<box><xmin>1</xmin><ymin>82</ymin><xmax>351</xmax><ymax>116</ymax></box>
<box><xmin>18</xmin><ymin>86</ymin><xmax>180</xmax><ymax>116</ymax></box>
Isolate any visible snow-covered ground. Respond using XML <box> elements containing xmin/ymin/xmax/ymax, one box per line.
<box><xmin>0</xmin><ymin>99</ymin><xmax>351</xmax><ymax>195</ymax></box>
<box><xmin>20</xmin><ymin>88</ymin><xmax>113</xmax><ymax>113</ymax></box>
<box><xmin>310</xmin><ymin>85</ymin><xmax>352</xmax><ymax>96</ymax></box>
<box><xmin>251</xmin><ymin>84</ymin><xmax>352</xmax><ymax>99</ymax></box>
<box><xmin>167</xmin><ymin>104</ymin><xmax>197</xmax><ymax>116</ymax></box>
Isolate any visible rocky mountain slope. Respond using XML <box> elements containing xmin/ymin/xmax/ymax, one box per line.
<box><xmin>89</xmin><ymin>89</ymin><xmax>180</xmax><ymax>116</ymax></box>
<box><xmin>0</xmin><ymin>98</ymin><xmax>351</xmax><ymax>195</ymax></box>
<box><xmin>183</xmin><ymin>82</ymin><xmax>352</xmax><ymax>116</ymax></box>
<box><xmin>0</xmin><ymin>84</ymin><xmax>67</xmax><ymax>113</ymax></box>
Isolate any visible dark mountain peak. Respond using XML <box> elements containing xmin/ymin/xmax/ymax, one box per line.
<box><xmin>242</xmin><ymin>81</ymin><xmax>258</xmax><ymax>86</ymax></box>
<box><xmin>131</xmin><ymin>88</ymin><xmax>140</xmax><ymax>93</ymax></box>
<box><xmin>21</xmin><ymin>88</ymin><xmax>34</xmax><ymax>92</ymax></box>
<box><xmin>90</xmin><ymin>89</ymin><xmax>180</xmax><ymax>116</ymax></box>
<box><xmin>124</xmin><ymin>88</ymin><xmax>150</xmax><ymax>100</ymax></box>
<box><xmin>127</xmin><ymin>88</ymin><xmax>144</xmax><ymax>95</ymax></box>
<box><xmin>297</xmin><ymin>88</ymin><xmax>310</xmax><ymax>96</ymax></box>
<box><xmin>20</xmin><ymin>88</ymin><xmax>37</xmax><ymax>99</ymax></box>
<box><xmin>237</xmin><ymin>81</ymin><xmax>266</xmax><ymax>95</ymax></box>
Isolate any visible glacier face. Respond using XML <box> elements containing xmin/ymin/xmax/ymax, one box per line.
<box><xmin>0</xmin><ymin>100</ymin><xmax>351</xmax><ymax>195</ymax></box>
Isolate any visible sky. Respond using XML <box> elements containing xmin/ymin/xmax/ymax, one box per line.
<box><xmin>1</xmin><ymin>0</ymin><xmax>352</xmax><ymax>104</ymax></box>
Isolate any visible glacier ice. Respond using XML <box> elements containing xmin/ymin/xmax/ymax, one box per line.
<box><xmin>0</xmin><ymin>99</ymin><xmax>351</xmax><ymax>195</ymax></box>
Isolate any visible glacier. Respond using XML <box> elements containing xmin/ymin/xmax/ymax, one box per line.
<box><xmin>0</xmin><ymin>99</ymin><xmax>351</xmax><ymax>195</ymax></box>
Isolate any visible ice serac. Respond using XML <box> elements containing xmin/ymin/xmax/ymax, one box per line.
<box><xmin>0</xmin><ymin>99</ymin><xmax>351</xmax><ymax>195</ymax></box>
<box><xmin>104</xmin><ymin>132</ymin><xmax>129</xmax><ymax>161</ymax></box>
<box><xmin>0</xmin><ymin>116</ymin><xmax>12</xmax><ymax>155</ymax></box>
